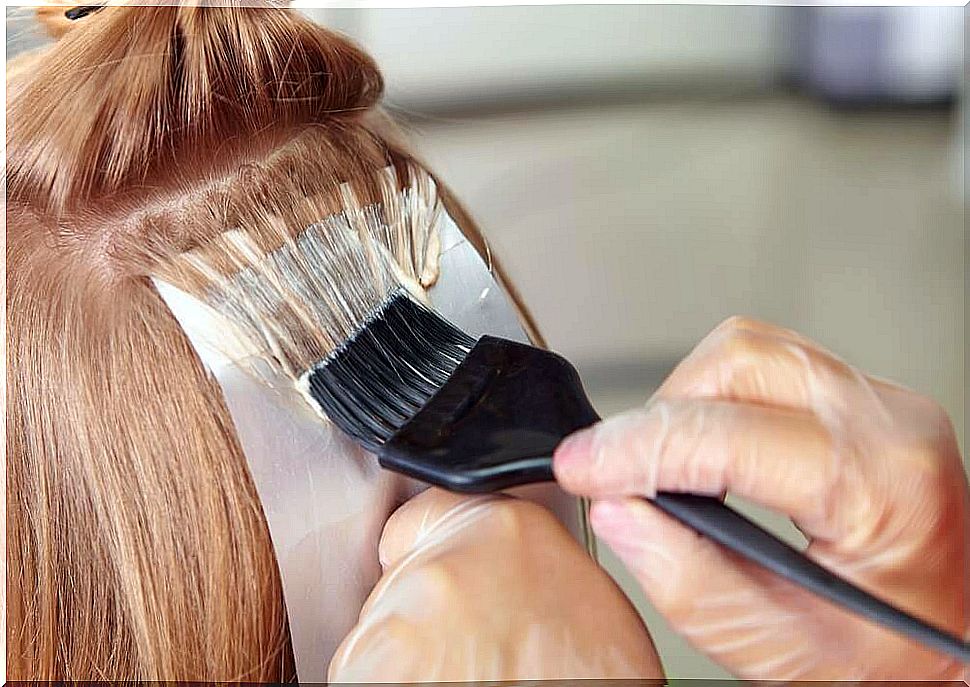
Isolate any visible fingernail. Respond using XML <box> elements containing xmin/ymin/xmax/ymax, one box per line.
<box><xmin>553</xmin><ymin>427</ymin><xmax>595</xmax><ymax>479</ymax></box>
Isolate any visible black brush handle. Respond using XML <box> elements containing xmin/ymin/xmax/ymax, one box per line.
<box><xmin>540</xmin><ymin>456</ymin><xmax>969</xmax><ymax>662</ymax></box>
<box><xmin>383</xmin><ymin>336</ymin><xmax>970</xmax><ymax>662</ymax></box>
<box><xmin>648</xmin><ymin>491</ymin><xmax>970</xmax><ymax>662</ymax></box>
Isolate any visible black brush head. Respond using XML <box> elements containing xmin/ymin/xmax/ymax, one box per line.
<box><xmin>304</xmin><ymin>289</ymin><xmax>600</xmax><ymax>492</ymax></box>
<box><xmin>304</xmin><ymin>290</ymin><xmax>475</xmax><ymax>452</ymax></box>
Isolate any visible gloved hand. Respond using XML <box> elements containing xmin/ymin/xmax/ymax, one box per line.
<box><xmin>553</xmin><ymin>316</ymin><xmax>969</xmax><ymax>681</ymax></box>
<box><xmin>328</xmin><ymin>488</ymin><xmax>664</xmax><ymax>683</ymax></box>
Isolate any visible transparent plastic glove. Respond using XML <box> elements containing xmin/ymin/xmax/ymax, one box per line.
<box><xmin>327</xmin><ymin>488</ymin><xmax>664</xmax><ymax>683</ymax></box>
<box><xmin>553</xmin><ymin>317</ymin><xmax>969</xmax><ymax>681</ymax></box>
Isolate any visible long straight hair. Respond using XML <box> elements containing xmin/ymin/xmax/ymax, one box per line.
<box><xmin>6</xmin><ymin>4</ymin><xmax>540</xmax><ymax>680</ymax></box>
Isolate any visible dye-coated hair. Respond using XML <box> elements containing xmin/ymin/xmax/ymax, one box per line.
<box><xmin>6</xmin><ymin>3</ymin><xmax>539</xmax><ymax>680</ymax></box>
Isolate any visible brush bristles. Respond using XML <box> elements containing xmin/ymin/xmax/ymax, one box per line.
<box><xmin>302</xmin><ymin>291</ymin><xmax>476</xmax><ymax>451</ymax></box>
<box><xmin>154</xmin><ymin>164</ymin><xmax>443</xmax><ymax>379</ymax></box>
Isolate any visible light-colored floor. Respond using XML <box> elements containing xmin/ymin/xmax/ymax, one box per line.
<box><xmin>403</xmin><ymin>96</ymin><xmax>965</xmax><ymax>678</ymax></box>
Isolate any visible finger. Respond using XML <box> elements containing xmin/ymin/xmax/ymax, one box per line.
<box><xmin>710</xmin><ymin>315</ymin><xmax>821</xmax><ymax>345</ymax></box>
<box><xmin>655</xmin><ymin>317</ymin><xmax>854</xmax><ymax>411</ymax></box>
<box><xmin>590</xmin><ymin>497</ymin><xmax>824</xmax><ymax>680</ymax></box>
<box><xmin>589</xmin><ymin>497</ymin><xmax>953</xmax><ymax>680</ymax></box>
<box><xmin>698</xmin><ymin>316</ymin><xmax>830</xmax><ymax>358</ymax></box>
<box><xmin>378</xmin><ymin>488</ymin><xmax>506</xmax><ymax>569</ymax></box>
<box><xmin>554</xmin><ymin>400</ymin><xmax>840</xmax><ymax>537</ymax></box>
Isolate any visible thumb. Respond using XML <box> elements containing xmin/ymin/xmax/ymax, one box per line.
<box><xmin>378</xmin><ymin>488</ymin><xmax>505</xmax><ymax>569</ymax></box>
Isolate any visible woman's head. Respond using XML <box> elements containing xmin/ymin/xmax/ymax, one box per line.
<box><xmin>6</xmin><ymin>4</ymin><xmax>449</xmax><ymax>680</ymax></box>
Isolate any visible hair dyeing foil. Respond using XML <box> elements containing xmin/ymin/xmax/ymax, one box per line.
<box><xmin>153</xmin><ymin>208</ymin><xmax>588</xmax><ymax>680</ymax></box>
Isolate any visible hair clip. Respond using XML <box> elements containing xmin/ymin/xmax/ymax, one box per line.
<box><xmin>64</xmin><ymin>5</ymin><xmax>105</xmax><ymax>21</ymax></box>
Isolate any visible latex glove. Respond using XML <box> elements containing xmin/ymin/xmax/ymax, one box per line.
<box><xmin>327</xmin><ymin>488</ymin><xmax>664</xmax><ymax>683</ymax></box>
<box><xmin>553</xmin><ymin>316</ymin><xmax>969</xmax><ymax>681</ymax></box>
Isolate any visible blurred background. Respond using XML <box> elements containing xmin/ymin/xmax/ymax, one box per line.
<box><xmin>296</xmin><ymin>5</ymin><xmax>966</xmax><ymax>678</ymax></box>
<box><xmin>7</xmin><ymin>4</ymin><xmax>966</xmax><ymax>679</ymax></box>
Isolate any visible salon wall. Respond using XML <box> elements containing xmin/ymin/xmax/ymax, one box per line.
<box><xmin>303</xmin><ymin>5</ymin><xmax>966</xmax><ymax>680</ymax></box>
<box><xmin>300</xmin><ymin>4</ymin><xmax>789</xmax><ymax>108</ymax></box>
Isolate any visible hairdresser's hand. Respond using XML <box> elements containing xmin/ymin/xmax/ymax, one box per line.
<box><xmin>554</xmin><ymin>317</ymin><xmax>969</xmax><ymax>681</ymax></box>
<box><xmin>327</xmin><ymin>488</ymin><xmax>664</xmax><ymax>683</ymax></box>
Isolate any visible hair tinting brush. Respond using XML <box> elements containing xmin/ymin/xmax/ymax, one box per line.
<box><xmin>155</xmin><ymin>168</ymin><xmax>970</xmax><ymax>663</ymax></box>
<box><xmin>309</xmin><ymin>289</ymin><xmax>970</xmax><ymax>663</ymax></box>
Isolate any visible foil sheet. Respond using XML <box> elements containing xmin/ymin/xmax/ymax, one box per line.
<box><xmin>153</xmin><ymin>209</ymin><xmax>585</xmax><ymax>680</ymax></box>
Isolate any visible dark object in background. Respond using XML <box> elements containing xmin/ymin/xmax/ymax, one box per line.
<box><xmin>65</xmin><ymin>6</ymin><xmax>105</xmax><ymax>21</ymax></box>
<box><xmin>797</xmin><ymin>7</ymin><xmax>959</xmax><ymax>108</ymax></box>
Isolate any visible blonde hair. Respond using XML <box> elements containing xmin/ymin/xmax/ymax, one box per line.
<box><xmin>6</xmin><ymin>4</ymin><xmax>540</xmax><ymax>680</ymax></box>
